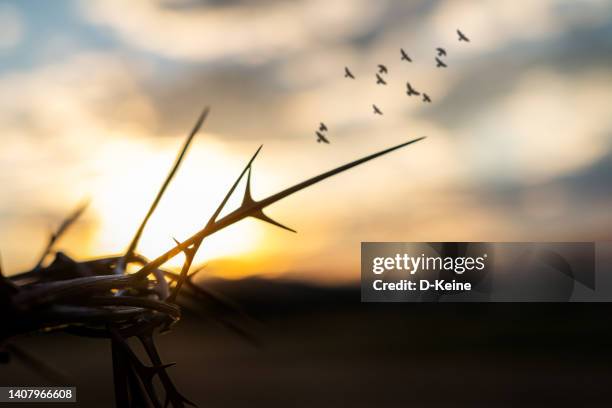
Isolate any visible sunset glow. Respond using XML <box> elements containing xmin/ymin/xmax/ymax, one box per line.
<box><xmin>1</xmin><ymin>0</ymin><xmax>611</xmax><ymax>283</ymax></box>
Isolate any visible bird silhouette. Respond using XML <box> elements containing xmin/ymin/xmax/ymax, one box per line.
<box><xmin>375</xmin><ymin>73</ymin><xmax>387</xmax><ymax>85</ymax></box>
<box><xmin>436</xmin><ymin>47</ymin><xmax>447</xmax><ymax>57</ymax></box>
<box><xmin>377</xmin><ymin>64</ymin><xmax>388</xmax><ymax>74</ymax></box>
<box><xmin>406</xmin><ymin>82</ymin><xmax>420</xmax><ymax>96</ymax></box>
<box><xmin>372</xmin><ymin>104</ymin><xmax>383</xmax><ymax>115</ymax></box>
<box><xmin>457</xmin><ymin>29</ymin><xmax>470</xmax><ymax>42</ymax></box>
<box><xmin>316</xmin><ymin>131</ymin><xmax>330</xmax><ymax>144</ymax></box>
<box><xmin>422</xmin><ymin>93</ymin><xmax>431</xmax><ymax>103</ymax></box>
<box><xmin>319</xmin><ymin>122</ymin><xmax>328</xmax><ymax>132</ymax></box>
<box><xmin>400</xmin><ymin>48</ymin><xmax>412</xmax><ymax>62</ymax></box>
<box><xmin>344</xmin><ymin>67</ymin><xmax>355</xmax><ymax>79</ymax></box>
<box><xmin>435</xmin><ymin>57</ymin><xmax>447</xmax><ymax>68</ymax></box>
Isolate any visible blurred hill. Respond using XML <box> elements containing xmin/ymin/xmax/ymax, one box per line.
<box><xmin>3</xmin><ymin>278</ymin><xmax>612</xmax><ymax>407</ymax></box>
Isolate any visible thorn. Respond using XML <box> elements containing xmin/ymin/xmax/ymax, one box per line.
<box><xmin>123</xmin><ymin>107</ymin><xmax>209</xmax><ymax>266</ymax></box>
<box><xmin>168</xmin><ymin>237</ymin><xmax>197</xmax><ymax>303</ymax></box>
<box><xmin>192</xmin><ymin>107</ymin><xmax>210</xmax><ymax>137</ymax></box>
<box><xmin>135</xmin><ymin>137</ymin><xmax>426</xmax><ymax>278</ymax></box>
<box><xmin>108</xmin><ymin>329</ymin><xmax>166</xmax><ymax>408</ymax></box>
<box><xmin>187</xmin><ymin>264</ymin><xmax>207</xmax><ymax>282</ymax></box>
<box><xmin>172</xmin><ymin>237</ymin><xmax>195</xmax><ymax>258</ymax></box>
<box><xmin>242</xmin><ymin>168</ymin><xmax>255</xmax><ymax>206</ymax></box>
<box><xmin>138</xmin><ymin>333</ymin><xmax>195</xmax><ymax>407</ymax></box>
<box><xmin>208</xmin><ymin>145</ymin><xmax>263</xmax><ymax>227</ymax></box>
<box><xmin>241</xmin><ymin>168</ymin><xmax>295</xmax><ymax>232</ymax></box>
<box><xmin>251</xmin><ymin>209</ymin><xmax>296</xmax><ymax>233</ymax></box>
<box><xmin>256</xmin><ymin>136</ymin><xmax>427</xmax><ymax>210</ymax></box>
<box><xmin>33</xmin><ymin>199</ymin><xmax>90</xmax><ymax>271</ymax></box>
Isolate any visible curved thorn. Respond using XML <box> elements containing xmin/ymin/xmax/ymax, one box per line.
<box><xmin>251</xmin><ymin>209</ymin><xmax>296</xmax><ymax>233</ymax></box>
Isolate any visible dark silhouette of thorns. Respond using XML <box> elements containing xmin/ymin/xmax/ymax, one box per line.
<box><xmin>32</xmin><ymin>199</ymin><xmax>90</xmax><ymax>272</ymax></box>
<box><xmin>2</xmin><ymin>108</ymin><xmax>426</xmax><ymax>407</ymax></box>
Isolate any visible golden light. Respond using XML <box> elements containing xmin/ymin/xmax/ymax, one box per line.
<box><xmin>86</xmin><ymin>133</ymin><xmax>266</xmax><ymax>272</ymax></box>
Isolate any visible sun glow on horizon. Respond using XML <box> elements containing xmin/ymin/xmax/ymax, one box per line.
<box><xmin>87</xmin><ymin>133</ymin><xmax>268</xmax><ymax>271</ymax></box>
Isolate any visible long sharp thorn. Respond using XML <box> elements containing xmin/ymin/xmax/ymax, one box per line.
<box><xmin>251</xmin><ymin>210</ymin><xmax>296</xmax><ymax>233</ymax></box>
<box><xmin>125</xmin><ymin>361</ymin><xmax>153</xmax><ymax>407</ymax></box>
<box><xmin>33</xmin><ymin>199</ymin><xmax>90</xmax><ymax>271</ymax></box>
<box><xmin>242</xmin><ymin>168</ymin><xmax>255</xmax><ymax>205</ymax></box>
<box><xmin>122</xmin><ymin>107</ymin><xmax>209</xmax><ymax>270</ymax></box>
<box><xmin>134</xmin><ymin>145</ymin><xmax>263</xmax><ymax>279</ymax></box>
<box><xmin>109</xmin><ymin>328</ymin><xmax>163</xmax><ymax>407</ymax></box>
<box><xmin>208</xmin><ymin>145</ymin><xmax>262</xmax><ymax>226</ymax></box>
<box><xmin>139</xmin><ymin>333</ymin><xmax>195</xmax><ymax>408</ymax></box>
<box><xmin>135</xmin><ymin>137</ymin><xmax>425</xmax><ymax>277</ymax></box>
<box><xmin>242</xmin><ymin>168</ymin><xmax>295</xmax><ymax>232</ymax></box>
<box><xmin>255</xmin><ymin>137</ymin><xmax>427</xmax><ymax>210</ymax></box>
<box><xmin>165</xmin><ymin>145</ymin><xmax>262</xmax><ymax>296</ymax></box>
<box><xmin>172</xmin><ymin>237</ymin><xmax>194</xmax><ymax>257</ymax></box>
<box><xmin>230</xmin><ymin>138</ymin><xmax>427</xmax><ymax>235</ymax></box>
<box><xmin>169</xmin><ymin>237</ymin><xmax>196</xmax><ymax>303</ymax></box>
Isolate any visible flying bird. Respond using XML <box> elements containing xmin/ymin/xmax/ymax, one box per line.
<box><xmin>377</xmin><ymin>64</ymin><xmax>388</xmax><ymax>74</ymax></box>
<box><xmin>376</xmin><ymin>73</ymin><xmax>387</xmax><ymax>85</ymax></box>
<box><xmin>400</xmin><ymin>48</ymin><xmax>412</xmax><ymax>62</ymax></box>
<box><xmin>422</xmin><ymin>93</ymin><xmax>431</xmax><ymax>103</ymax></box>
<box><xmin>344</xmin><ymin>67</ymin><xmax>355</xmax><ymax>79</ymax></box>
<box><xmin>319</xmin><ymin>122</ymin><xmax>328</xmax><ymax>132</ymax></box>
<box><xmin>316</xmin><ymin>131</ymin><xmax>330</xmax><ymax>144</ymax></box>
<box><xmin>436</xmin><ymin>47</ymin><xmax>447</xmax><ymax>57</ymax></box>
<box><xmin>406</xmin><ymin>82</ymin><xmax>420</xmax><ymax>96</ymax></box>
<box><xmin>372</xmin><ymin>104</ymin><xmax>383</xmax><ymax>115</ymax></box>
<box><xmin>435</xmin><ymin>57</ymin><xmax>447</xmax><ymax>68</ymax></box>
<box><xmin>457</xmin><ymin>29</ymin><xmax>470</xmax><ymax>42</ymax></box>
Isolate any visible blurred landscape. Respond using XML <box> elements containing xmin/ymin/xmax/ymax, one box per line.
<box><xmin>4</xmin><ymin>278</ymin><xmax>612</xmax><ymax>407</ymax></box>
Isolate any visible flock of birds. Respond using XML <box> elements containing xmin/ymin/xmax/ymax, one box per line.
<box><xmin>315</xmin><ymin>29</ymin><xmax>470</xmax><ymax>144</ymax></box>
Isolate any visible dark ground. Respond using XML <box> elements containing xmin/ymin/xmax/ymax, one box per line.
<box><xmin>3</xmin><ymin>278</ymin><xmax>612</xmax><ymax>407</ymax></box>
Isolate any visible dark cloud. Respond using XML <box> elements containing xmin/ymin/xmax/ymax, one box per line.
<box><xmin>138</xmin><ymin>64</ymin><xmax>297</xmax><ymax>140</ymax></box>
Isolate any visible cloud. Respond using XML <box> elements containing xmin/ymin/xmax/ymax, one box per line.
<box><xmin>2</xmin><ymin>1</ymin><xmax>612</xmax><ymax>278</ymax></box>
<box><xmin>0</xmin><ymin>52</ymin><xmax>260</xmax><ymax>272</ymax></box>
<box><xmin>79</xmin><ymin>0</ymin><xmax>387</xmax><ymax>63</ymax></box>
<box><xmin>0</xmin><ymin>52</ymin><xmax>158</xmax><ymax>211</ymax></box>
<box><xmin>453</xmin><ymin>68</ymin><xmax>612</xmax><ymax>184</ymax></box>
<box><xmin>430</xmin><ymin>0</ymin><xmax>612</xmax><ymax>53</ymax></box>
<box><xmin>0</xmin><ymin>3</ymin><xmax>25</xmax><ymax>52</ymax></box>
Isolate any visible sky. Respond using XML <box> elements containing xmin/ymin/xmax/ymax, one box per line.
<box><xmin>1</xmin><ymin>0</ymin><xmax>611</xmax><ymax>283</ymax></box>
